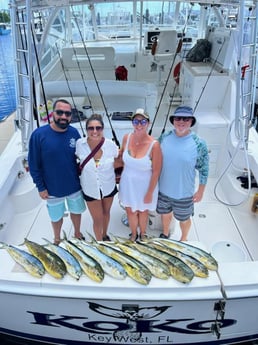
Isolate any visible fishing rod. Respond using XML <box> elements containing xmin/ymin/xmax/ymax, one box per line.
<box><xmin>160</xmin><ymin>83</ymin><xmax>177</xmax><ymax>135</ymax></box>
<box><xmin>148</xmin><ymin>41</ymin><xmax>180</xmax><ymax>136</ymax></box>
<box><xmin>71</xmin><ymin>41</ymin><xmax>94</xmax><ymax>114</ymax></box>
<box><xmin>193</xmin><ymin>37</ymin><xmax>226</xmax><ymax>115</ymax></box>
<box><xmin>30</xmin><ymin>23</ymin><xmax>50</xmax><ymax>125</ymax></box>
<box><xmin>71</xmin><ymin>6</ymin><xmax>120</xmax><ymax>147</ymax></box>
<box><xmin>149</xmin><ymin>3</ymin><xmax>194</xmax><ymax>136</ymax></box>
<box><xmin>56</xmin><ymin>43</ymin><xmax>86</xmax><ymax>137</ymax></box>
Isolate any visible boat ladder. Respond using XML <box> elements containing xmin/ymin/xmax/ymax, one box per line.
<box><xmin>10</xmin><ymin>0</ymin><xmax>39</xmax><ymax>151</ymax></box>
<box><xmin>235</xmin><ymin>1</ymin><xmax>258</xmax><ymax>142</ymax></box>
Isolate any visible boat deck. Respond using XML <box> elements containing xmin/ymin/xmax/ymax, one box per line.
<box><xmin>0</xmin><ymin>170</ymin><xmax>258</xmax><ymax>299</ymax></box>
<box><xmin>1</xmin><ymin>173</ymin><xmax>257</xmax><ymax>262</ymax></box>
<box><xmin>0</xmin><ymin>174</ymin><xmax>222</xmax><ymax>299</ymax></box>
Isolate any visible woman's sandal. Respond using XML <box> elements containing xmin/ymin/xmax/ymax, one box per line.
<box><xmin>159</xmin><ymin>233</ymin><xmax>170</xmax><ymax>239</ymax></box>
<box><xmin>75</xmin><ymin>233</ymin><xmax>85</xmax><ymax>240</ymax></box>
<box><xmin>129</xmin><ymin>233</ymin><xmax>138</xmax><ymax>242</ymax></box>
<box><xmin>139</xmin><ymin>233</ymin><xmax>148</xmax><ymax>241</ymax></box>
<box><xmin>103</xmin><ymin>235</ymin><xmax>111</xmax><ymax>241</ymax></box>
<box><xmin>54</xmin><ymin>238</ymin><xmax>61</xmax><ymax>245</ymax></box>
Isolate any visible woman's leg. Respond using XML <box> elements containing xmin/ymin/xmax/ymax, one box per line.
<box><xmin>86</xmin><ymin>200</ymin><xmax>104</xmax><ymax>241</ymax></box>
<box><xmin>138</xmin><ymin>210</ymin><xmax>149</xmax><ymax>237</ymax></box>
<box><xmin>125</xmin><ymin>207</ymin><xmax>139</xmax><ymax>241</ymax></box>
<box><xmin>101</xmin><ymin>196</ymin><xmax>114</xmax><ymax>239</ymax></box>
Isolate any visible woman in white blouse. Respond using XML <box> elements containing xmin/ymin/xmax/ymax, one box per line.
<box><xmin>76</xmin><ymin>114</ymin><xmax>119</xmax><ymax>241</ymax></box>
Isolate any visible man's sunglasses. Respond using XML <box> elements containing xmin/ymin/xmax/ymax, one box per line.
<box><xmin>54</xmin><ymin>109</ymin><xmax>72</xmax><ymax>117</ymax></box>
<box><xmin>173</xmin><ymin>116</ymin><xmax>192</xmax><ymax>122</ymax></box>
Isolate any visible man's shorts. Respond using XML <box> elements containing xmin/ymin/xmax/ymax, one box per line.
<box><xmin>156</xmin><ymin>192</ymin><xmax>194</xmax><ymax>222</ymax></box>
<box><xmin>47</xmin><ymin>190</ymin><xmax>86</xmax><ymax>222</ymax></box>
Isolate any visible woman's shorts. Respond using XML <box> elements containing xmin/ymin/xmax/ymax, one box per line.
<box><xmin>156</xmin><ymin>192</ymin><xmax>194</xmax><ymax>222</ymax></box>
<box><xmin>47</xmin><ymin>190</ymin><xmax>86</xmax><ymax>222</ymax></box>
<box><xmin>83</xmin><ymin>186</ymin><xmax>118</xmax><ymax>202</ymax></box>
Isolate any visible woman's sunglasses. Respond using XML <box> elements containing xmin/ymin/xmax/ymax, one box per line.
<box><xmin>87</xmin><ymin>126</ymin><xmax>103</xmax><ymax>131</ymax></box>
<box><xmin>132</xmin><ymin>118</ymin><xmax>148</xmax><ymax>126</ymax></box>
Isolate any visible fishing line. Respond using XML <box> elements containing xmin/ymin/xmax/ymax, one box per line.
<box><xmin>148</xmin><ymin>39</ymin><xmax>183</xmax><ymax>137</ymax></box>
<box><xmin>31</xmin><ymin>23</ymin><xmax>49</xmax><ymax>125</ymax></box>
<box><xmin>71</xmin><ymin>41</ymin><xmax>94</xmax><ymax>114</ymax></box>
<box><xmin>159</xmin><ymin>60</ymin><xmax>182</xmax><ymax>135</ymax></box>
<box><xmin>149</xmin><ymin>3</ymin><xmax>194</xmax><ymax>136</ymax></box>
<box><xmin>71</xmin><ymin>5</ymin><xmax>120</xmax><ymax>147</ymax></box>
<box><xmin>56</xmin><ymin>43</ymin><xmax>85</xmax><ymax>137</ymax></box>
<box><xmin>193</xmin><ymin>38</ymin><xmax>226</xmax><ymax>115</ymax></box>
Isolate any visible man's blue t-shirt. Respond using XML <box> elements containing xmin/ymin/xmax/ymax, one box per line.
<box><xmin>28</xmin><ymin>125</ymin><xmax>81</xmax><ymax>197</ymax></box>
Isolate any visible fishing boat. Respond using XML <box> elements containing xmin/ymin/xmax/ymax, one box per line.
<box><xmin>0</xmin><ymin>23</ymin><xmax>11</xmax><ymax>35</ymax></box>
<box><xmin>1</xmin><ymin>0</ymin><xmax>258</xmax><ymax>344</ymax></box>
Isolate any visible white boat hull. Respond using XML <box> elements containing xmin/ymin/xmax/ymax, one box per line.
<box><xmin>2</xmin><ymin>1</ymin><xmax>258</xmax><ymax>344</ymax></box>
<box><xmin>1</xmin><ymin>290</ymin><xmax>258</xmax><ymax>344</ymax></box>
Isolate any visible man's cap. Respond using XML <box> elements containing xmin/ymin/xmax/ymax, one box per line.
<box><xmin>169</xmin><ymin>106</ymin><xmax>196</xmax><ymax>127</ymax></box>
<box><xmin>132</xmin><ymin>108</ymin><xmax>150</xmax><ymax>120</ymax></box>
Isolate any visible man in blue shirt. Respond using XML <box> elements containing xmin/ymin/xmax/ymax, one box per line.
<box><xmin>28</xmin><ymin>99</ymin><xmax>86</xmax><ymax>244</ymax></box>
<box><xmin>157</xmin><ymin>106</ymin><xmax>209</xmax><ymax>241</ymax></box>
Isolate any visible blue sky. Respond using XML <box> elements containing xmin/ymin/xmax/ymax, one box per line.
<box><xmin>0</xmin><ymin>0</ymin><xmax>9</xmax><ymax>10</ymax></box>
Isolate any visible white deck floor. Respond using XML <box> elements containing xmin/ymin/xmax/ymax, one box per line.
<box><xmin>2</xmin><ymin>174</ymin><xmax>257</xmax><ymax>264</ymax></box>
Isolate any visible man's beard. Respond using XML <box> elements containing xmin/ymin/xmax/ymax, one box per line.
<box><xmin>54</xmin><ymin>118</ymin><xmax>70</xmax><ymax>130</ymax></box>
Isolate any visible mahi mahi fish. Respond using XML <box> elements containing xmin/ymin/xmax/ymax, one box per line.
<box><xmin>43</xmin><ymin>238</ymin><xmax>82</xmax><ymax>280</ymax></box>
<box><xmin>0</xmin><ymin>242</ymin><xmax>45</xmax><ymax>278</ymax></box>
<box><xmin>23</xmin><ymin>238</ymin><xmax>66</xmax><ymax>279</ymax></box>
<box><xmin>75</xmin><ymin>240</ymin><xmax>127</xmax><ymax>280</ymax></box>
<box><xmin>127</xmin><ymin>241</ymin><xmax>194</xmax><ymax>283</ymax></box>
<box><xmin>63</xmin><ymin>237</ymin><xmax>104</xmax><ymax>283</ymax></box>
<box><xmin>153</xmin><ymin>238</ymin><xmax>218</xmax><ymax>271</ymax></box>
<box><xmin>114</xmin><ymin>242</ymin><xmax>171</xmax><ymax>279</ymax></box>
<box><xmin>148</xmin><ymin>241</ymin><xmax>209</xmax><ymax>278</ymax></box>
<box><xmin>93</xmin><ymin>242</ymin><xmax>152</xmax><ymax>285</ymax></box>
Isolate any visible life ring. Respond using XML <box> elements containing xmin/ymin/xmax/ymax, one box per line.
<box><xmin>173</xmin><ymin>62</ymin><xmax>181</xmax><ymax>84</ymax></box>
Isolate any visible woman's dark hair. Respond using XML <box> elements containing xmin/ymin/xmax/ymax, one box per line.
<box><xmin>86</xmin><ymin>114</ymin><xmax>104</xmax><ymax>129</ymax></box>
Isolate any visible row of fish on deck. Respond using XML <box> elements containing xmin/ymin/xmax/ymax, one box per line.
<box><xmin>0</xmin><ymin>235</ymin><xmax>218</xmax><ymax>285</ymax></box>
